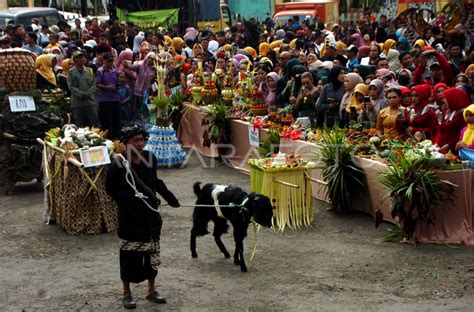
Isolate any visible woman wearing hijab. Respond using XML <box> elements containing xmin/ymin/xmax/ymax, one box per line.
<box><xmin>340</xmin><ymin>73</ymin><xmax>364</xmax><ymax>123</ymax></box>
<box><xmin>429</xmin><ymin>82</ymin><xmax>448</xmax><ymax>124</ymax></box>
<box><xmin>397</xmin><ymin>37</ymin><xmax>411</xmax><ymax>53</ymax></box>
<box><xmin>244</xmin><ymin>46</ymin><xmax>257</xmax><ymax>60</ymax></box>
<box><xmin>132</xmin><ymin>33</ymin><xmax>144</xmax><ymax>54</ymax></box>
<box><xmin>207</xmin><ymin>40</ymin><xmax>219</xmax><ymax>57</ymax></box>
<box><xmin>259</xmin><ymin>42</ymin><xmax>270</xmax><ymax>57</ymax></box>
<box><xmin>140</xmin><ymin>41</ymin><xmax>151</xmax><ymax>60</ymax></box>
<box><xmin>316</xmin><ymin>65</ymin><xmax>346</xmax><ymax>127</ymax></box>
<box><xmin>171</xmin><ymin>37</ymin><xmax>185</xmax><ymax>56</ymax></box>
<box><xmin>376</xmin><ymin>68</ymin><xmax>396</xmax><ymax>87</ymax></box>
<box><xmin>117</xmin><ymin>49</ymin><xmax>137</xmax><ymax>87</ymax></box>
<box><xmin>359</xmin><ymin>78</ymin><xmax>386</xmax><ymax>125</ymax></box>
<box><xmin>264</xmin><ymin>72</ymin><xmax>279</xmax><ymax>109</ymax></box>
<box><xmin>436</xmin><ymin>88</ymin><xmax>470</xmax><ymax>153</ymax></box>
<box><xmin>350</xmin><ymin>33</ymin><xmax>366</xmax><ymax>47</ymax></box>
<box><xmin>36</xmin><ymin>54</ymin><xmax>57</xmax><ymax>90</ymax></box>
<box><xmin>124</xmin><ymin>52</ymin><xmax>157</xmax><ymax>120</ymax></box>
<box><xmin>454</xmin><ymin>73</ymin><xmax>469</xmax><ymax>88</ymax></box>
<box><xmin>358</xmin><ymin>46</ymin><xmax>370</xmax><ymax>60</ymax></box>
<box><xmin>382</xmin><ymin>39</ymin><xmax>397</xmax><ymax>57</ymax></box>
<box><xmin>293</xmin><ymin>72</ymin><xmax>319</xmax><ymax>120</ymax></box>
<box><xmin>455</xmin><ymin>104</ymin><xmax>474</xmax><ymax>162</ymax></box>
<box><xmin>414</xmin><ymin>39</ymin><xmax>426</xmax><ymax>51</ymax></box>
<box><xmin>465</xmin><ymin>64</ymin><xmax>474</xmax><ymax>77</ymax></box>
<box><xmin>397</xmin><ymin>68</ymin><xmax>413</xmax><ymax>87</ymax></box>
<box><xmin>275</xmin><ymin>29</ymin><xmax>285</xmax><ymax>41</ymax></box>
<box><xmin>226</xmin><ymin>58</ymin><xmax>239</xmax><ymax>85</ymax></box>
<box><xmin>183</xmin><ymin>27</ymin><xmax>199</xmax><ymax>42</ymax></box>
<box><xmin>57</xmin><ymin>58</ymin><xmax>74</xmax><ymax>95</ymax></box>
<box><xmin>347</xmin><ymin>83</ymin><xmax>368</xmax><ymax>120</ymax></box>
<box><xmin>400</xmin><ymin>87</ymin><xmax>411</xmax><ymax>107</ymax></box>
<box><xmin>386</xmin><ymin>49</ymin><xmax>401</xmax><ymax>72</ymax></box>
<box><xmin>192</xmin><ymin>43</ymin><xmax>203</xmax><ymax>58</ymax></box>
<box><xmin>404</xmin><ymin>84</ymin><xmax>438</xmax><ymax>139</ymax></box>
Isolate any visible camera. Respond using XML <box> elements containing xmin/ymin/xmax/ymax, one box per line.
<box><xmin>364</xmin><ymin>96</ymin><xmax>370</xmax><ymax>102</ymax></box>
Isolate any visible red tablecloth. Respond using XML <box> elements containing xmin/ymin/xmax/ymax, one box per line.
<box><xmin>177</xmin><ymin>103</ymin><xmax>219</xmax><ymax>158</ymax></box>
<box><xmin>227</xmin><ymin>120</ymin><xmax>268</xmax><ymax>171</ymax></box>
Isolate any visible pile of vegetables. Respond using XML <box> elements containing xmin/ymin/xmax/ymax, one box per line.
<box><xmin>45</xmin><ymin>124</ymin><xmax>113</xmax><ymax>150</ymax></box>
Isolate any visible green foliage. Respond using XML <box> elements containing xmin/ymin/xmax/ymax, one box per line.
<box><xmin>205</xmin><ymin>99</ymin><xmax>231</xmax><ymax>144</ymax></box>
<box><xmin>151</xmin><ymin>95</ymin><xmax>169</xmax><ymax>110</ymax></box>
<box><xmin>168</xmin><ymin>90</ymin><xmax>184</xmax><ymax>128</ymax></box>
<box><xmin>320</xmin><ymin>127</ymin><xmax>365</xmax><ymax>213</ymax></box>
<box><xmin>378</xmin><ymin>154</ymin><xmax>456</xmax><ymax>241</ymax></box>
<box><xmin>258</xmin><ymin>128</ymin><xmax>280</xmax><ymax>157</ymax></box>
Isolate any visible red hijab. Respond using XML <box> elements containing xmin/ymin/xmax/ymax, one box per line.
<box><xmin>358</xmin><ymin>46</ymin><xmax>370</xmax><ymax>58</ymax></box>
<box><xmin>432</xmin><ymin>82</ymin><xmax>448</xmax><ymax>106</ymax></box>
<box><xmin>411</xmin><ymin>84</ymin><xmax>432</xmax><ymax>107</ymax></box>
<box><xmin>443</xmin><ymin>88</ymin><xmax>470</xmax><ymax>111</ymax></box>
<box><xmin>400</xmin><ymin>86</ymin><xmax>410</xmax><ymax>97</ymax></box>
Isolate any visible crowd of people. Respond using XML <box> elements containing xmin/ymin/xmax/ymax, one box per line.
<box><xmin>3</xmin><ymin>12</ymin><xmax>474</xmax><ymax>308</ymax></box>
<box><xmin>1</xmin><ymin>13</ymin><xmax>474</xmax><ymax>153</ymax></box>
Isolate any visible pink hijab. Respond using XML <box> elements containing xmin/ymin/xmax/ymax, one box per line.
<box><xmin>117</xmin><ymin>49</ymin><xmax>133</xmax><ymax>71</ymax></box>
<box><xmin>350</xmin><ymin>33</ymin><xmax>367</xmax><ymax>47</ymax></box>
<box><xmin>134</xmin><ymin>52</ymin><xmax>156</xmax><ymax>96</ymax></box>
<box><xmin>117</xmin><ymin>48</ymin><xmax>136</xmax><ymax>82</ymax></box>
<box><xmin>264</xmin><ymin>72</ymin><xmax>279</xmax><ymax>106</ymax></box>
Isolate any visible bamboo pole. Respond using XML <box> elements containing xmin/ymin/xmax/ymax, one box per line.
<box><xmin>67</xmin><ymin>157</ymin><xmax>84</xmax><ymax>168</ymax></box>
<box><xmin>272</xmin><ymin>179</ymin><xmax>299</xmax><ymax>188</ymax></box>
<box><xmin>234</xmin><ymin>166</ymin><xmax>250</xmax><ymax>174</ymax></box>
<box><xmin>305</xmin><ymin>172</ymin><xmax>328</xmax><ymax>185</ymax></box>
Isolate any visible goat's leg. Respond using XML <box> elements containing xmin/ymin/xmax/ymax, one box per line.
<box><xmin>213</xmin><ymin>217</ymin><xmax>230</xmax><ymax>258</ymax></box>
<box><xmin>190</xmin><ymin>228</ymin><xmax>198</xmax><ymax>258</ymax></box>
<box><xmin>233</xmin><ymin>244</ymin><xmax>240</xmax><ymax>265</ymax></box>
<box><xmin>214</xmin><ymin>234</ymin><xmax>230</xmax><ymax>258</ymax></box>
<box><xmin>235</xmin><ymin>236</ymin><xmax>247</xmax><ymax>272</ymax></box>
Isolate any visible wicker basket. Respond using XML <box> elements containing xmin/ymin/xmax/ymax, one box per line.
<box><xmin>0</xmin><ymin>48</ymin><xmax>36</xmax><ymax>92</ymax></box>
<box><xmin>251</xmin><ymin>107</ymin><xmax>268</xmax><ymax>116</ymax></box>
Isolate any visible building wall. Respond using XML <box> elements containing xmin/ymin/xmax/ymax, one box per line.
<box><xmin>228</xmin><ymin>0</ymin><xmax>274</xmax><ymax>21</ymax></box>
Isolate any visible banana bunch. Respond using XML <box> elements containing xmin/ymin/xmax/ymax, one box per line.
<box><xmin>45</xmin><ymin>127</ymin><xmax>60</xmax><ymax>142</ymax></box>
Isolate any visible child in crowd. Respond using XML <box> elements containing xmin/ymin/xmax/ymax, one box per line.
<box><xmin>456</xmin><ymin>104</ymin><xmax>474</xmax><ymax>163</ymax></box>
<box><xmin>117</xmin><ymin>71</ymin><xmax>132</xmax><ymax>125</ymax></box>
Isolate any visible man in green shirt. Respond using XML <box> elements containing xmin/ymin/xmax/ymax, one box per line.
<box><xmin>67</xmin><ymin>51</ymin><xmax>101</xmax><ymax>127</ymax></box>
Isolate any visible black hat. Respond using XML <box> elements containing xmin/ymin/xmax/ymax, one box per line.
<box><xmin>120</xmin><ymin>123</ymin><xmax>149</xmax><ymax>143</ymax></box>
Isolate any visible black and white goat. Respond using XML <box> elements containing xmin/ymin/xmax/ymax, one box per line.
<box><xmin>190</xmin><ymin>182</ymin><xmax>273</xmax><ymax>272</ymax></box>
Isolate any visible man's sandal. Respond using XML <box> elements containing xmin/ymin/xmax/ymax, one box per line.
<box><xmin>122</xmin><ymin>295</ymin><xmax>136</xmax><ymax>309</ymax></box>
<box><xmin>145</xmin><ymin>291</ymin><xmax>166</xmax><ymax>304</ymax></box>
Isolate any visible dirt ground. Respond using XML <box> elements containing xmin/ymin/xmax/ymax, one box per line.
<box><xmin>0</xmin><ymin>153</ymin><xmax>473</xmax><ymax>311</ymax></box>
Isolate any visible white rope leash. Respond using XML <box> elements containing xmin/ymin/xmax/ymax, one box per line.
<box><xmin>119</xmin><ymin>154</ymin><xmax>250</xmax><ymax>212</ymax></box>
<box><xmin>119</xmin><ymin>154</ymin><xmax>161</xmax><ymax>213</ymax></box>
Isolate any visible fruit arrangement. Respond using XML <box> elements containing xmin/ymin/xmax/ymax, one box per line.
<box><xmin>45</xmin><ymin>125</ymin><xmax>113</xmax><ymax>150</ymax></box>
<box><xmin>251</xmin><ymin>152</ymin><xmax>314</xmax><ymax>170</ymax></box>
<box><xmin>221</xmin><ymin>88</ymin><xmax>234</xmax><ymax>99</ymax></box>
<box><xmin>201</xmin><ymin>76</ymin><xmax>218</xmax><ymax>105</ymax></box>
<box><xmin>248</xmin><ymin>103</ymin><xmax>268</xmax><ymax>110</ymax></box>
<box><xmin>264</xmin><ymin>111</ymin><xmax>294</xmax><ymax>129</ymax></box>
